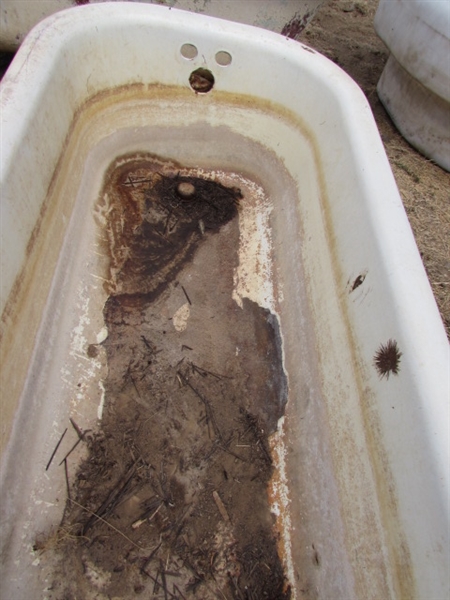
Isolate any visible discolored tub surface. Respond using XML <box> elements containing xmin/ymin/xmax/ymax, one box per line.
<box><xmin>37</xmin><ymin>155</ymin><xmax>291</xmax><ymax>599</ymax></box>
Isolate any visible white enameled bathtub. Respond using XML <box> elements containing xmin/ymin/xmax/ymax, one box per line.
<box><xmin>0</xmin><ymin>4</ymin><xmax>448</xmax><ymax>599</ymax></box>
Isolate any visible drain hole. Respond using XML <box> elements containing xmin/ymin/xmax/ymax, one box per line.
<box><xmin>180</xmin><ymin>43</ymin><xmax>198</xmax><ymax>60</ymax></box>
<box><xmin>215</xmin><ymin>50</ymin><xmax>232</xmax><ymax>66</ymax></box>
<box><xmin>189</xmin><ymin>67</ymin><xmax>215</xmax><ymax>93</ymax></box>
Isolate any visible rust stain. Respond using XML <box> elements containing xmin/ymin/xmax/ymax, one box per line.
<box><xmin>268</xmin><ymin>441</ymin><xmax>295</xmax><ymax>597</ymax></box>
<box><xmin>281</xmin><ymin>12</ymin><xmax>312</xmax><ymax>39</ymax></box>
<box><xmin>351</xmin><ymin>272</ymin><xmax>366</xmax><ymax>292</ymax></box>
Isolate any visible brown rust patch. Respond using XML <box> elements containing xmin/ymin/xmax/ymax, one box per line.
<box><xmin>281</xmin><ymin>12</ymin><xmax>313</xmax><ymax>39</ymax></box>
<box><xmin>351</xmin><ymin>272</ymin><xmax>366</xmax><ymax>292</ymax></box>
<box><xmin>374</xmin><ymin>339</ymin><xmax>402</xmax><ymax>379</ymax></box>
<box><xmin>98</xmin><ymin>155</ymin><xmax>240</xmax><ymax>298</ymax></box>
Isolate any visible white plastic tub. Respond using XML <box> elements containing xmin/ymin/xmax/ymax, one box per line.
<box><xmin>0</xmin><ymin>4</ymin><xmax>448</xmax><ymax>599</ymax></box>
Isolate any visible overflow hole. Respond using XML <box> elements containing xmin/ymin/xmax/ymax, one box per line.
<box><xmin>215</xmin><ymin>50</ymin><xmax>232</xmax><ymax>66</ymax></box>
<box><xmin>189</xmin><ymin>68</ymin><xmax>215</xmax><ymax>93</ymax></box>
<box><xmin>180</xmin><ymin>43</ymin><xmax>198</xmax><ymax>60</ymax></box>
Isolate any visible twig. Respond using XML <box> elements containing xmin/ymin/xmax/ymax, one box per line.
<box><xmin>177</xmin><ymin>371</ymin><xmax>223</xmax><ymax>441</ymax></box>
<box><xmin>212</xmin><ymin>491</ymin><xmax>230</xmax><ymax>523</ymax></box>
<box><xmin>63</xmin><ymin>458</ymin><xmax>71</xmax><ymax>501</ymax></box>
<box><xmin>183</xmin><ymin>558</ymin><xmax>204</xmax><ymax>591</ymax></box>
<box><xmin>217</xmin><ymin>443</ymin><xmax>247</xmax><ymax>462</ymax></box>
<box><xmin>140</xmin><ymin>541</ymin><xmax>162</xmax><ymax>574</ymax></box>
<box><xmin>121</xmin><ymin>176</ymin><xmax>153</xmax><ymax>187</ymax></box>
<box><xmin>216</xmin><ymin>587</ymin><xmax>230</xmax><ymax>600</ymax></box>
<box><xmin>242</xmin><ymin>412</ymin><xmax>272</xmax><ymax>463</ymax></box>
<box><xmin>152</xmin><ymin>569</ymin><xmax>160</xmax><ymax>595</ymax></box>
<box><xmin>181</xmin><ymin>285</ymin><xmax>192</xmax><ymax>306</ymax></box>
<box><xmin>82</xmin><ymin>464</ymin><xmax>137</xmax><ymax>534</ymax></box>
<box><xmin>256</xmin><ymin>439</ymin><xmax>272</xmax><ymax>464</ymax></box>
<box><xmin>173</xmin><ymin>583</ymin><xmax>187</xmax><ymax>600</ymax></box>
<box><xmin>46</xmin><ymin>428</ymin><xmax>67</xmax><ymax>471</ymax></box>
<box><xmin>68</xmin><ymin>498</ymin><xmax>146</xmax><ymax>550</ymax></box>
<box><xmin>58</xmin><ymin>420</ymin><xmax>91</xmax><ymax>466</ymax></box>
<box><xmin>69</xmin><ymin>418</ymin><xmax>84</xmax><ymax>440</ymax></box>
<box><xmin>228</xmin><ymin>573</ymin><xmax>245</xmax><ymax>600</ymax></box>
<box><xmin>160</xmin><ymin>558</ymin><xmax>169</xmax><ymax>600</ymax></box>
<box><xmin>190</xmin><ymin>362</ymin><xmax>230</xmax><ymax>380</ymax></box>
<box><xmin>141</xmin><ymin>335</ymin><xmax>155</xmax><ymax>353</ymax></box>
<box><xmin>167</xmin><ymin>503</ymin><xmax>192</xmax><ymax>544</ymax></box>
<box><xmin>58</xmin><ymin>437</ymin><xmax>82</xmax><ymax>466</ymax></box>
<box><xmin>132</xmin><ymin>501</ymin><xmax>163</xmax><ymax>529</ymax></box>
<box><xmin>129</xmin><ymin>372</ymin><xmax>142</xmax><ymax>399</ymax></box>
<box><xmin>142</xmin><ymin>569</ymin><xmax>177</xmax><ymax>599</ymax></box>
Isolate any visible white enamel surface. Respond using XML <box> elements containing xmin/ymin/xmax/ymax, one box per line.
<box><xmin>0</xmin><ymin>4</ymin><xmax>449</xmax><ymax>599</ymax></box>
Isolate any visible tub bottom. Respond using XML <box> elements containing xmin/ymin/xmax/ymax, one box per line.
<box><xmin>36</xmin><ymin>155</ymin><xmax>290</xmax><ymax>599</ymax></box>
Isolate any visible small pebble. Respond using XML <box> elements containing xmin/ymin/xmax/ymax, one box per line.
<box><xmin>176</xmin><ymin>182</ymin><xmax>196</xmax><ymax>199</ymax></box>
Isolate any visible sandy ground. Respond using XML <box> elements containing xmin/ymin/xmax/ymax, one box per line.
<box><xmin>298</xmin><ymin>0</ymin><xmax>449</xmax><ymax>338</ymax></box>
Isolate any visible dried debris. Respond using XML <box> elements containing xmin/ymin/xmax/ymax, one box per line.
<box><xmin>41</xmin><ymin>155</ymin><xmax>290</xmax><ymax>599</ymax></box>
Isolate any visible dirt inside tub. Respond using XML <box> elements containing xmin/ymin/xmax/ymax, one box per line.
<box><xmin>40</xmin><ymin>155</ymin><xmax>291</xmax><ymax>599</ymax></box>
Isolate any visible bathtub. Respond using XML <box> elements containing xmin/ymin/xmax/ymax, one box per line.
<box><xmin>374</xmin><ymin>0</ymin><xmax>450</xmax><ymax>171</ymax></box>
<box><xmin>0</xmin><ymin>4</ymin><xmax>448</xmax><ymax>599</ymax></box>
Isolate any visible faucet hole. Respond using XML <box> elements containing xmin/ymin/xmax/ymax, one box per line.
<box><xmin>189</xmin><ymin>68</ymin><xmax>215</xmax><ymax>94</ymax></box>
<box><xmin>180</xmin><ymin>43</ymin><xmax>198</xmax><ymax>60</ymax></box>
<box><xmin>215</xmin><ymin>50</ymin><xmax>232</xmax><ymax>66</ymax></box>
